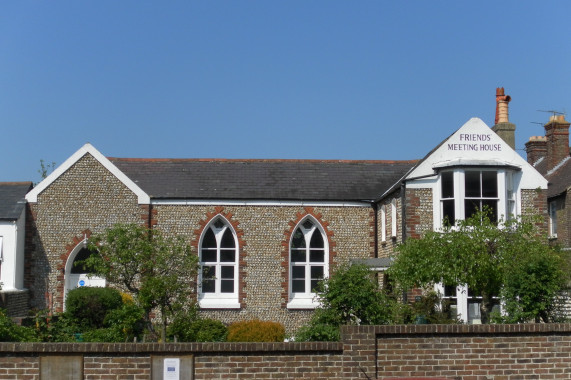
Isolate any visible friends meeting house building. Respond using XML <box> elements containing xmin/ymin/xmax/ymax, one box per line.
<box><xmin>2</xmin><ymin>88</ymin><xmax>567</xmax><ymax>332</ymax></box>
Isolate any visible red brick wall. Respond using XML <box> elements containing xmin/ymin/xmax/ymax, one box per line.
<box><xmin>2</xmin><ymin>324</ymin><xmax>571</xmax><ymax>379</ymax></box>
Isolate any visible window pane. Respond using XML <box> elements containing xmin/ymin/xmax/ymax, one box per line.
<box><xmin>202</xmin><ymin>280</ymin><xmax>215</xmax><ymax>293</ymax></box>
<box><xmin>201</xmin><ymin>248</ymin><xmax>216</xmax><ymax>263</ymax></box>
<box><xmin>202</xmin><ymin>266</ymin><xmax>215</xmax><ymax>293</ymax></box>
<box><xmin>292</xmin><ymin>280</ymin><xmax>305</xmax><ymax>293</ymax></box>
<box><xmin>465</xmin><ymin>199</ymin><xmax>479</xmax><ymax>219</ymax></box>
<box><xmin>221</xmin><ymin>280</ymin><xmax>234</xmax><ymax>293</ymax></box>
<box><xmin>220</xmin><ymin>229</ymin><xmax>235</xmax><ymax>248</ymax></box>
<box><xmin>481</xmin><ymin>199</ymin><xmax>497</xmax><ymax>221</ymax></box>
<box><xmin>213</xmin><ymin>219</ymin><xmax>225</xmax><ymax>229</ymax></box>
<box><xmin>71</xmin><ymin>248</ymin><xmax>94</xmax><ymax>274</ymax></box>
<box><xmin>309</xmin><ymin>249</ymin><xmax>325</xmax><ymax>263</ymax></box>
<box><xmin>220</xmin><ymin>249</ymin><xmax>235</xmax><ymax>262</ymax></box>
<box><xmin>444</xmin><ymin>285</ymin><xmax>456</xmax><ymax>297</ymax></box>
<box><xmin>311</xmin><ymin>266</ymin><xmax>324</xmax><ymax>279</ymax></box>
<box><xmin>482</xmin><ymin>171</ymin><xmax>497</xmax><ymax>197</ymax></box>
<box><xmin>291</xmin><ymin>229</ymin><xmax>306</xmax><ymax>248</ymax></box>
<box><xmin>202</xmin><ymin>228</ymin><xmax>216</xmax><ymax>248</ymax></box>
<box><xmin>465</xmin><ymin>171</ymin><xmax>481</xmax><ymax>197</ymax></box>
<box><xmin>309</xmin><ymin>230</ymin><xmax>324</xmax><ymax>249</ymax></box>
<box><xmin>442</xmin><ymin>199</ymin><xmax>455</xmax><ymax>225</ymax></box>
<box><xmin>310</xmin><ymin>267</ymin><xmax>324</xmax><ymax>292</ymax></box>
<box><xmin>202</xmin><ymin>266</ymin><xmax>215</xmax><ymax>279</ymax></box>
<box><xmin>302</xmin><ymin>220</ymin><xmax>314</xmax><ymax>230</ymax></box>
<box><xmin>221</xmin><ymin>266</ymin><xmax>234</xmax><ymax>279</ymax></box>
<box><xmin>291</xmin><ymin>266</ymin><xmax>305</xmax><ymax>279</ymax></box>
<box><xmin>291</xmin><ymin>248</ymin><xmax>306</xmax><ymax>262</ymax></box>
<box><xmin>441</xmin><ymin>171</ymin><xmax>454</xmax><ymax>198</ymax></box>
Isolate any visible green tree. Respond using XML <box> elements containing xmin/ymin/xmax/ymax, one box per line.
<box><xmin>83</xmin><ymin>223</ymin><xmax>199</xmax><ymax>341</ymax></box>
<box><xmin>295</xmin><ymin>264</ymin><xmax>395</xmax><ymax>341</ymax></box>
<box><xmin>388</xmin><ymin>210</ymin><xmax>568</xmax><ymax>324</ymax></box>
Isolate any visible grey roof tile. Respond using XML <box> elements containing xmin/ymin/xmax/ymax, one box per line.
<box><xmin>109</xmin><ymin>158</ymin><xmax>418</xmax><ymax>201</ymax></box>
<box><xmin>0</xmin><ymin>182</ymin><xmax>32</xmax><ymax>220</ymax></box>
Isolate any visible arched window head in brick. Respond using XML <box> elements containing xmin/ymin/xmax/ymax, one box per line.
<box><xmin>286</xmin><ymin>214</ymin><xmax>330</xmax><ymax>309</ymax></box>
<box><xmin>62</xmin><ymin>233</ymin><xmax>105</xmax><ymax>311</ymax></box>
<box><xmin>197</xmin><ymin>215</ymin><xmax>241</xmax><ymax>309</ymax></box>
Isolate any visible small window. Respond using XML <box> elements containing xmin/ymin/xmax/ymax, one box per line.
<box><xmin>549</xmin><ymin>199</ymin><xmax>562</xmax><ymax>238</ymax></box>
<box><xmin>380</xmin><ymin>206</ymin><xmax>386</xmax><ymax>242</ymax></box>
<box><xmin>390</xmin><ymin>199</ymin><xmax>397</xmax><ymax>238</ymax></box>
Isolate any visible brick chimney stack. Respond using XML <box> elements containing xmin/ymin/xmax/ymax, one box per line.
<box><xmin>544</xmin><ymin>114</ymin><xmax>570</xmax><ymax>171</ymax></box>
<box><xmin>492</xmin><ymin>87</ymin><xmax>516</xmax><ymax>149</ymax></box>
<box><xmin>525</xmin><ymin>136</ymin><xmax>547</xmax><ymax>165</ymax></box>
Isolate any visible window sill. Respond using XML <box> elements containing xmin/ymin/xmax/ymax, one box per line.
<box><xmin>198</xmin><ymin>298</ymin><xmax>241</xmax><ymax>309</ymax></box>
<box><xmin>287</xmin><ymin>298</ymin><xmax>319</xmax><ymax>310</ymax></box>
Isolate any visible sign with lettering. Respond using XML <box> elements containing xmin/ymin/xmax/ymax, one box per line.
<box><xmin>163</xmin><ymin>358</ymin><xmax>180</xmax><ymax>380</ymax></box>
<box><xmin>447</xmin><ymin>133</ymin><xmax>502</xmax><ymax>152</ymax></box>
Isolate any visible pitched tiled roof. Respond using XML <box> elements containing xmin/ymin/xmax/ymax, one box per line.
<box><xmin>109</xmin><ymin>158</ymin><xmax>418</xmax><ymax>201</ymax></box>
<box><xmin>0</xmin><ymin>182</ymin><xmax>32</xmax><ymax>220</ymax></box>
<box><xmin>538</xmin><ymin>157</ymin><xmax>571</xmax><ymax>198</ymax></box>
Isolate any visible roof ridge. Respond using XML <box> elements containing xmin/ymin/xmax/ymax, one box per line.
<box><xmin>108</xmin><ymin>157</ymin><xmax>419</xmax><ymax>164</ymax></box>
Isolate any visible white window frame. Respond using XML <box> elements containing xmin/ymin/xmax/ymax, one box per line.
<box><xmin>380</xmin><ymin>205</ymin><xmax>387</xmax><ymax>242</ymax></box>
<box><xmin>549</xmin><ymin>200</ymin><xmax>559</xmax><ymax>238</ymax></box>
<box><xmin>436</xmin><ymin>168</ymin><xmax>516</xmax><ymax>229</ymax></box>
<box><xmin>435</xmin><ymin>283</ymin><xmax>500</xmax><ymax>324</ymax></box>
<box><xmin>287</xmin><ymin>217</ymin><xmax>329</xmax><ymax>309</ymax></box>
<box><xmin>198</xmin><ymin>217</ymin><xmax>240</xmax><ymax>309</ymax></box>
<box><xmin>390</xmin><ymin>199</ymin><xmax>397</xmax><ymax>238</ymax></box>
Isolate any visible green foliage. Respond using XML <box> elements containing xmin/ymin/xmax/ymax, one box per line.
<box><xmin>408</xmin><ymin>291</ymin><xmax>460</xmax><ymax>324</ymax></box>
<box><xmin>0</xmin><ymin>309</ymin><xmax>36</xmax><ymax>342</ymax></box>
<box><xmin>168</xmin><ymin>317</ymin><xmax>228</xmax><ymax>342</ymax></box>
<box><xmin>64</xmin><ymin>287</ymin><xmax>123</xmax><ymax>329</ymax></box>
<box><xmin>227</xmin><ymin>320</ymin><xmax>285</xmax><ymax>342</ymax></box>
<box><xmin>295</xmin><ymin>264</ymin><xmax>396</xmax><ymax>341</ymax></box>
<box><xmin>83</xmin><ymin>223</ymin><xmax>199</xmax><ymax>341</ymax></box>
<box><xmin>389</xmin><ymin>210</ymin><xmax>569</xmax><ymax>324</ymax></box>
<box><xmin>497</xmin><ymin>244</ymin><xmax>568</xmax><ymax>323</ymax></box>
<box><xmin>294</xmin><ymin>319</ymin><xmax>340</xmax><ymax>342</ymax></box>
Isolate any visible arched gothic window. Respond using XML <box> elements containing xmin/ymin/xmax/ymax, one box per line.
<box><xmin>199</xmin><ymin>217</ymin><xmax>240</xmax><ymax>308</ymax></box>
<box><xmin>288</xmin><ymin>218</ymin><xmax>328</xmax><ymax>309</ymax></box>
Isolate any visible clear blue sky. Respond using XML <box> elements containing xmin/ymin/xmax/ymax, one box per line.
<box><xmin>2</xmin><ymin>1</ymin><xmax>570</xmax><ymax>182</ymax></box>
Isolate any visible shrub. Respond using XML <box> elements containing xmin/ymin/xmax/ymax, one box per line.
<box><xmin>168</xmin><ymin>317</ymin><xmax>228</xmax><ymax>342</ymax></box>
<box><xmin>227</xmin><ymin>320</ymin><xmax>285</xmax><ymax>342</ymax></box>
<box><xmin>0</xmin><ymin>309</ymin><xmax>36</xmax><ymax>342</ymax></box>
<box><xmin>65</xmin><ymin>287</ymin><xmax>123</xmax><ymax>329</ymax></box>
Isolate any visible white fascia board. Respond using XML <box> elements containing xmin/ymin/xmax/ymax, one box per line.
<box><xmin>151</xmin><ymin>199</ymin><xmax>372</xmax><ymax>207</ymax></box>
<box><xmin>26</xmin><ymin>143</ymin><xmax>150</xmax><ymax>204</ymax></box>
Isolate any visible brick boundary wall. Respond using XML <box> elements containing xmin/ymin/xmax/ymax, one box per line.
<box><xmin>1</xmin><ymin>324</ymin><xmax>571</xmax><ymax>379</ymax></box>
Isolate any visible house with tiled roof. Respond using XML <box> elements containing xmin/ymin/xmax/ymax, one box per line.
<box><xmin>0</xmin><ymin>182</ymin><xmax>32</xmax><ymax>316</ymax></box>
<box><xmin>525</xmin><ymin>114</ymin><xmax>571</xmax><ymax>248</ymax></box>
<box><xmin>13</xmin><ymin>89</ymin><xmax>552</xmax><ymax>330</ymax></box>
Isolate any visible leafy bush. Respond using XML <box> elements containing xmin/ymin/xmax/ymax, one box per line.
<box><xmin>168</xmin><ymin>317</ymin><xmax>228</xmax><ymax>342</ymax></box>
<box><xmin>295</xmin><ymin>264</ymin><xmax>396</xmax><ymax>342</ymax></box>
<box><xmin>0</xmin><ymin>309</ymin><xmax>36</xmax><ymax>342</ymax></box>
<box><xmin>65</xmin><ymin>287</ymin><xmax>123</xmax><ymax>329</ymax></box>
<box><xmin>227</xmin><ymin>320</ymin><xmax>285</xmax><ymax>342</ymax></box>
<box><xmin>294</xmin><ymin>319</ymin><xmax>340</xmax><ymax>342</ymax></box>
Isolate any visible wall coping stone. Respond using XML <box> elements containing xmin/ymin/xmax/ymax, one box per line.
<box><xmin>0</xmin><ymin>341</ymin><xmax>343</xmax><ymax>354</ymax></box>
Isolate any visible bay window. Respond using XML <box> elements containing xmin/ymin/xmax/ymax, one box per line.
<box><xmin>439</xmin><ymin>168</ymin><xmax>517</xmax><ymax>226</ymax></box>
